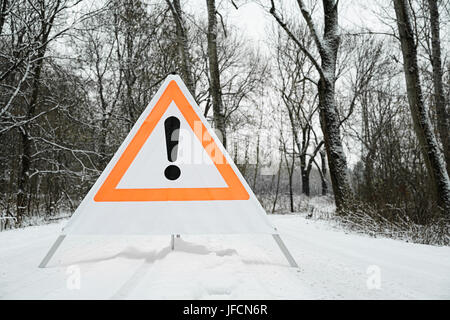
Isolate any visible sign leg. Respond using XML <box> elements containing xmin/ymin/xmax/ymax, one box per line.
<box><xmin>272</xmin><ymin>234</ymin><xmax>298</xmax><ymax>268</ymax></box>
<box><xmin>171</xmin><ymin>234</ymin><xmax>175</xmax><ymax>250</ymax></box>
<box><xmin>39</xmin><ymin>235</ymin><xmax>66</xmax><ymax>268</ymax></box>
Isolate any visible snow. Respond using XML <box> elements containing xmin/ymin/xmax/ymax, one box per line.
<box><xmin>1</xmin><ymin>215</ymin><xmax>449</xmax><ymax>299</ymax></box>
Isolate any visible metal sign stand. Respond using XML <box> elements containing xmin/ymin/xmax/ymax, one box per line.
<box><xmin>38</xmin><ymin>235</ymin><xmax>66</xmax><ymax>268</ymax></box>
<box><xmin>272</xmin><ymin>234</ymin><xmax>298</xmax><ymax>268</ymax></box>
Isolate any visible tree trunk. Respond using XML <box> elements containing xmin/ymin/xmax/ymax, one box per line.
<box><xmin>272</xmin><ymin>155</ymin><xmax>283</xmax><ymax>213</ymax></box>
<box><xmin>394</xmin><ymin>0</ymin><xmax>450</xmax><ymax>214</ymax></box>
<box><xmin>16</xmin><ymin>130</ymin><xmax>31</xmax><ymax>226</ymax></box>
<box><xmin>363</xmin><ymin>150</ymin><xmax>375</xmax><ymax>202</ymax></box>
<box><xmin>301</xmin><ymin>171</ymin><xmax>310</xmax><ymax>196</ymax></box>
<box><xmin>318</xmin><ymin>79</ymin><xmax>352</xmax><ymax>211</ymax></box>
<box><xmin>300</xmin><ymin>154</ymin><xmax>310</xmax><ymax>196</ymax></box>
<box><xmin>16</xmin><ymin>55</ymin><xmax>44</xmax><ymax>225</ymax></box>
<box><xmin>428</xmin><ymin>0</ymin><xmax>449</xmax><ymax>172</ymax></box>
<box><xmin>320</xmin><ymin>149</ymin><xmax>328</xmax><ymax>195</ymax></box>
<box><xmin>315</xmin><ymin>0</ymin><xmax>353</xmax><ymax>212</ymax></box>
<box><xmin>166</xmin><ymin>0</ymin><xmax>194</xmax><ymax>94</ymax></box>
<box><xmin>124</xmin><ymin>1</ymin><xmax>136</xmax><ymax>126</ymax></box>
<box><xmin>206</xmin><ymin>0</ymin><xmax>227</xmax><ymax>148</ymax></box>
<box><xmin>0</xmin><ymin>0</ymin><xmax>8</xmax><ymax>36</ymax></box>
<box><xmin>252</xmin><ymin>134</ymin><xmax>260</xmax><ymax>189</ymax></box>
<box><xmin>288</xmin><ymin>157</ymin><xmax>294</xmax><ymax>212</ymax></box>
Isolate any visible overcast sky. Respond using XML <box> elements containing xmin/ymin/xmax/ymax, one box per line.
<box><xmin>184</xmin><ymin>0</ymin><xmax>393</xmax><ymax>50</ymax></box>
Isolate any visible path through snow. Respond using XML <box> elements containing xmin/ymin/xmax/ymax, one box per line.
<box><xmin>0</xmin><ymin>215</ymin><xmax>449</xmax><ymax>299</ymax></box>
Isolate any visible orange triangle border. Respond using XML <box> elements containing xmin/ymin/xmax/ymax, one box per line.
<box><xmin>94</xmin><ymin>80</ymin><xmax>249</xmax><ymax>202</ymax></box>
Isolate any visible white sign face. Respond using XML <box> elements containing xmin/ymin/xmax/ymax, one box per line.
<box><xmin>116</xmin><ymin>102</ymin><xmax>227</xmax><ymax>189</ymax></box>
<box><xmin>63</xmin><ymin>75</ymin><xmax>275</xmax><ymax>235</ymax></box>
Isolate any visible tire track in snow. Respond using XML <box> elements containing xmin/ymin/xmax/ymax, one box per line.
<box><xmin>110</xmin><ymin>246</ymin><xmax>172</xmax><ymax>299</ymax></box>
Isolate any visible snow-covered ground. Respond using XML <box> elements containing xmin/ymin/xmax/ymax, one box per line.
<box><xmin>1</xmin><ymin>215</ymin><xmax>449</xmax><ymax>299</ymax></box>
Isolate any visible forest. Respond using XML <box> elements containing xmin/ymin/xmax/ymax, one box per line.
<box><xmin>0</xmin><ymin>0</ymin><xmax>449</xmax><ymax>245</ymax></box>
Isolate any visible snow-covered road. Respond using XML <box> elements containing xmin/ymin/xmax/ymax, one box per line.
<box><xmin>1</xmin><ymin>215</ymin><xmax>449</xmax><ymax>299</ymax></box>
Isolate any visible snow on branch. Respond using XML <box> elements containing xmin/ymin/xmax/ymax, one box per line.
<box><xmin>296</xmin><ymin>0</ymin><xmax>324</xmax><ymax>53</ymax></box>
<box><xmin>269</xmin><ymin>0</ymin><xmax>325</xmax><ymax>80</ymax></box>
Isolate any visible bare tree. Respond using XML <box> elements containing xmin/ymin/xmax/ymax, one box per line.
<box><xmin>166</xmin><ymin>0</ymin><xmax>195</xmax><ymax>94</ymax></box>
<box><xmin>269</xmin><ymin>0</ymin><xmax>353</xmax><ymax>212</ymax></box>
<box><xmin>271</xmin><ymin>144</ymin><xmax>284</xmax><ymax>213</ymax></box>
<box><xmin>280</xmin><ymin>132</ymin><xmax>296</xmax><ymax>212</ymax></box>
<box><xmin>206</xmin><ymin>0</ymin><xmax>226</xmax><ymax>148</ymax></box>
<box><xmin>393</xmin><ymin>0</ymin><xmax>450</xmax><ymax>214</ymax></box>
<box><xmin>317</xmin><ymin>149</ymin><xmax>328</xmax><ymax>195</ymax></box>
<box><xmin>191</xmin><ymin>16</ymin><xmax>269</xmax><ymax>151</ymax></box>
<box><xmin>9</xmin><ymin>0</ymin><xmax>68</xmax><ymax>224</ymax></box>
<box><xmin>274</xmin><ymin>26</ymin><xmax>323</xmax><ymax>197</ymax></box>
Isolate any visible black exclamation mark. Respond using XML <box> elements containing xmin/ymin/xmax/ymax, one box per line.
<box><xmin>164</xmin><ymin>116</ymin><xmax>181</xmax><ymax>180</ymax></box>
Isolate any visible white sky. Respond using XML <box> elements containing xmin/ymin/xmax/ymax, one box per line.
<box><xmin>185</xmin><ymin>0</ymin><xmax>392</xmax><ymax>49</ymax></box>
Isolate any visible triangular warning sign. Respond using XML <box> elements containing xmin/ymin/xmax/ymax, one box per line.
<box><xmin>39</xmin><ymin>75</ymin><xmax>299</xmax><ymax>268</ymax></box>
<box><xmin>61</xmin><ymin>75</ymin><xmax>275</xmax><ymax>235</ymax></box>
<box><xmin>94</xmin><ymin>79</ymin><xmax>248</xmax><ymax>202</ymax></box>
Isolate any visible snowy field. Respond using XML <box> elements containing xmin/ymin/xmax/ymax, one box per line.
<box><xmin>0</xmin><ymin>214</ymin><xmax>449</xmax><ymax>300</ymax></box>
